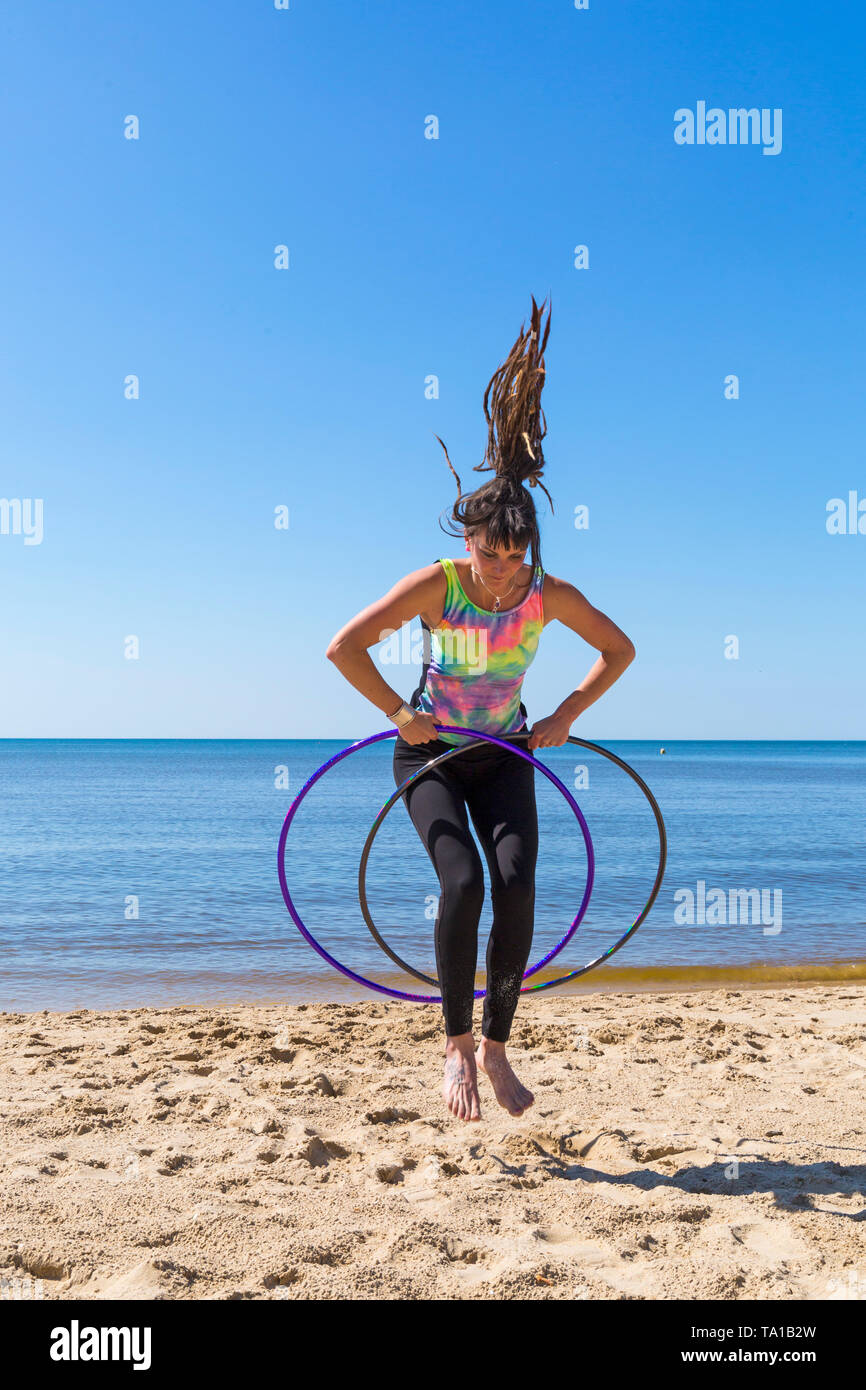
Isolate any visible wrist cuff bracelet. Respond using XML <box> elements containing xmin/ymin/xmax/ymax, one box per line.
<box><xmin>388</xmin><ymin>701</ymin><xmax>418</xmax><ymax>728</ymax></box>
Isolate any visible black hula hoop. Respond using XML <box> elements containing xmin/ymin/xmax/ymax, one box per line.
<box><xmin>357</xmin><ymin>731</ymin><xmax>667</xmax><ymax>992</ymax></box>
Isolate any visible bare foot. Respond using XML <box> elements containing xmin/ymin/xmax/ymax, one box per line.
<box><xmin>476</xmin><ymin>1038</ymin><xmax>535</xmax><ymax>1117</ymax></box>
<box><xmin>442</xmin><ymin>1033</ymin><xmax>482</xmax><ymax>1121</ymax></box>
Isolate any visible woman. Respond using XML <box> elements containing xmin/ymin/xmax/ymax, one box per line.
<box><xmin>326</xmin><ymin>296</ymin><xmax>635</xmax><ymax>1122</ymax></box>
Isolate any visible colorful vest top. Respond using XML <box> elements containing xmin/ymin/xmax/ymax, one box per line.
<box><xmin>409</xmin><ymin>557</ymin><xmax>545</xmax><ymax>745</ymax></box>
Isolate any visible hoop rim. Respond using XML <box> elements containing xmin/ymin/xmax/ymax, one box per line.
<box><xmin>356</xmin><ymin>731</ymin><xmax>595</xmax><ymax>993</ymax></box>
<box><xmin>277</xmin><ymin>727</ymin><xmax>667</xmax><ymax>1002</ymax></box>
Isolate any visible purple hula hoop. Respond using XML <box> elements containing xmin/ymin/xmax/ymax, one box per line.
<box><xmin>276</xmin><ymin>726</ymin><xmax>595</xmax><ymax>1004</ymax></box>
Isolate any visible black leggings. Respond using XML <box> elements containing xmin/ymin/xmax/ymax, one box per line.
<box><xmin>392</xmin><ymin>729</ymin><xmax>538</xmax><ymax>1042</ymax></box>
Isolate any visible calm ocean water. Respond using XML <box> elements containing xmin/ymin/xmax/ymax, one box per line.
<box><xmin>0</xmin><ymin>739</ymin><xmax>863</xmax><ymax>1013</ymax></box>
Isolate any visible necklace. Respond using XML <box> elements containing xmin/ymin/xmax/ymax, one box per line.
<box><xmin>469</xmin><ymin>564</ymin><xmax>522</xmax><ymax>612</ymax></box>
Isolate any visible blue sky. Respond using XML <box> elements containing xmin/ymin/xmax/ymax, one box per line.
<box><xmin>1</xmin><ymin>0</ymin><xmax>863</xmax><ymax>738</ymax></box>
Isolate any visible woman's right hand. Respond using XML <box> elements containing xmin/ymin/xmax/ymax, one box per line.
<box><xmin>398</xmin><ymin>710</ymin><xmax>439</xmax><ymax>745</ymax></box>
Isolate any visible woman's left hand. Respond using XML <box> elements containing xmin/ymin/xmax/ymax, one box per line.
<box><xmin>525</xmin><ymin>712</ymin><xmax>574</xmax><ymax>750</ymax></box>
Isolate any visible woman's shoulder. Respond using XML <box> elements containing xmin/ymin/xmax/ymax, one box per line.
<box><xmin>537</xmin><ymin>571</ymin><xmax>589</xmax><ymax>622</ymax></box>
<box><xmin>415</xmin><ymin>559</ymin><xmax>450</xmax><ymax>628</ymax></box>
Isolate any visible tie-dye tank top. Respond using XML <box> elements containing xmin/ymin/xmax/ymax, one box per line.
<box><xmin>409</xmin><ymin>556</ymin><xmax>545</xmax><ymax>746</ymax></box>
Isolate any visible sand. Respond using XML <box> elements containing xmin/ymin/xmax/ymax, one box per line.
<box><xmin>0</xmin><ymin>984</ymin><xmax>863</xmax><ymax>1301</ymax></box>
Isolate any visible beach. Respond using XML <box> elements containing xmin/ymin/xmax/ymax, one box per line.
<box><xmin>1</xmin><ymin>983</ymin><xmax>863</xmax><ymax>1301</ymax></box>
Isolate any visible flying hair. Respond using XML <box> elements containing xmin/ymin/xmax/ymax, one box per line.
<box><xmin>434</xmin><ymin>294</ymin><xmax>554</xmax><ymax>574</ymax></box>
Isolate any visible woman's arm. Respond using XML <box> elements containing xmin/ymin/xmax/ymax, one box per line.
<box><xmin>528</xmin><ymin>574</ymin><xmax>636</xmax><ymax>748</ymax></box>
<box><xmin>325</xmin><ymin>563</ymin><xmax>444</xmax><ymax>720</ymax></box>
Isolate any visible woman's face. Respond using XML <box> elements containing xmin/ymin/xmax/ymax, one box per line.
<box><xmin>465</xmin><ymin>530</ymin><xmax>528</xmax><ymax>585</ymax></box>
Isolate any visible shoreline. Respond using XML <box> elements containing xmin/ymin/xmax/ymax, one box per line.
<box><xmin>1</xmin><ymin>982</ymin><xmax>863</xmax><ymax>1300</ymax></box>
<box><xmin>3</xmin><ymin>959</ymin><xmax>863</xmax><ymax>1018</ymax></box>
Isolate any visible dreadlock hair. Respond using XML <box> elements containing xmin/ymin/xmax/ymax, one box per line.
<box><xmin>435</xmin><ymin>294</ymin><xmax>554</xmax><ymax>576</ymax></box>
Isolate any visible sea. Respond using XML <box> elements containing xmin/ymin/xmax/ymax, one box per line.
<box><xmin>1</xmin><ymin>739</ymin><xmax>863</xmax><ymax>1013</ymax></box>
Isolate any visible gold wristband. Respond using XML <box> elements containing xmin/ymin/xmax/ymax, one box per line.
<box><xmin>387</xmin><ymin>701</ymin><xmax>418</xmax><ymax>728</ymax></box>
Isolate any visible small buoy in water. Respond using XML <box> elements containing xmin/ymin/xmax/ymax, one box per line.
<box><xmin>659</xmin><ymin>747</ymin><xmax>666</xmax><ymax>754</ymax></box>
